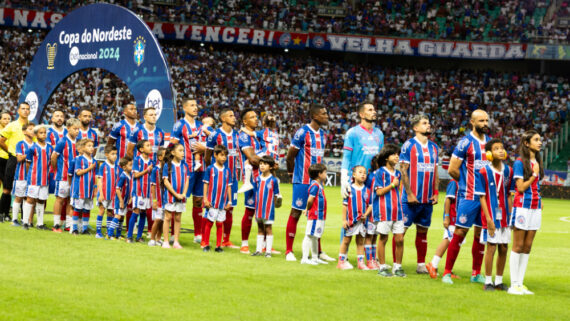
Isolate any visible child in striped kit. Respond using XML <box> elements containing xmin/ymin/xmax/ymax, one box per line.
<box><xmin>372</xmin><ymin>144</ymin><xmax>406</xmax><ymax>277</ymax></box>
<box><xmin>23</xmin><ymin>125</ymin><xmax>54</xmax><ymax>230</ymax></box>
<box><xmin>338</xmin><ymin>165</ymin><xmax>371</xmax><ymax>270</ymax></box>
<box><xmin>127</xmin><ymin>139</ymin><xmax>154</xmax><ymax>243</ymax></box>
<box><xmin>107</xmin><ymin>157</ymin><xmax>132</xmax><ymax>239</ymax></box>
<box><xmin>202</xmin><ymin>145</ymin><xmax>232</xmax><ymax>252</ymax></box>
<box><xmin>71</xmin><ymin>139</ymin><xmax>97</xmax><ymax>235</ymax></box>
<box><xmin>301</xmin><ymin>163</ymin><xmax>328</xmax><ymax>266</ymax></box>
<box><xmin>11</xmin><ymin>123</ymin><xmax>34</xmax><ymax>226</ymax></box>
<box><xmin>250</xmin><ymin>156</ymin><xmax>281</xmax><ymax>258</ymax></box>
<box><xmin>162</xmin><ymin>145</ymin><xmax>189</xmax><ymax>249</ymax></box>
<box><xmin>476</xmin><ymin>139</ymin><xmax>514</xmax><ymax>291</ymax></box>
<box><xmin>95</xmin><ymin>145</ymin><xmax>118</xmax><ymax>238</ymax></box>
<box><xmin>148</xmin><ymin>147</ymin><xmax>166</xmax><ymax>246</ymax></box>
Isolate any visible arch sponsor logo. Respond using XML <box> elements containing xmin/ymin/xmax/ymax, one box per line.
<box><xmin>25</xmin><ymin>91</ymin><xmax>39</xmax><ymax>121</ymax></box>
<box><xmin>145</xmin><ymin>89</ymin><xmax>163</xmax><ymax>118</ymax></box>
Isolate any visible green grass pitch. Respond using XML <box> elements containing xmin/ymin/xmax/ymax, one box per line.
<box><xmin>0</xmin><ymin>184</ymin><xmax>569</xmax><ymax>320</ymax></box>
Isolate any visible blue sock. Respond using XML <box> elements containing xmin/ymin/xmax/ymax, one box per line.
<box><xmin>107</xmin><ymin>218</ymin><xmax>117</xmax><ymax>237</ymax></box>
<box><xmin>82</xmin><ymin>210</ymin><xmax>90</xmax><ymax>232</ymax></box>
<box><xmin>136</xmin><ymin>213</ymin><xmax>146</xmax><ymax>240</ymax></box>
<box><xmin>96</xmin><ymin>215</ymin><xmax>103</xmax><ymax>234</ymax></box>
<box><xmin>127</xmin><ymin>213</ymin><xmax>138</xmax><ymax>239</ymax></box>
<box><xmin>116</xmin><ymin>218</ymin><xmax>124</xmax><ymax>237</ymax></box>
<box><xmin>106</xmin><ymin>216</ymin><xmax>112</xmax><ymax>229</ymax></box>
<box><xmin>72</xmin><ymin>215</ymin><xmax>79</xmax><ymax>232</ymax></box>
<box><xmin>365</xmin><ymin>245</ymin><xmax>372</xmax><ymax>261</ymax></box>
<box><xmin>371</xmin><ymin>244</ymin><xmax>377</xmax><ymax>260</ymax></box>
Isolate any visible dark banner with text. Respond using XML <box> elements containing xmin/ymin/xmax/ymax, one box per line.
<box><xmin>0</xmin><ymin>7</ymin><xmax>528</xmax><ymax>59</ymax></box>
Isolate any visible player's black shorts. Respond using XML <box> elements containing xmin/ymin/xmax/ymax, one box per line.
<box><xmin>4</xmin><ymin>156</ymin><xmax>17</xmax><ymax>192</ymax></box>
<box><xmin>0</xmin><ymin>156</ymin><xmax>7</xmax><ymax>185</ymax></box>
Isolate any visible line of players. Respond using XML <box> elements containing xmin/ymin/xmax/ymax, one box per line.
<box><xmin>337</xmin><ymin>108</ymin><xmax>543</xmax><ymax>295</ymax></box>
<box><xmin>3</xmin><ymin>102</ymin><xmax>543</xmax><ymax>294</ymax></box>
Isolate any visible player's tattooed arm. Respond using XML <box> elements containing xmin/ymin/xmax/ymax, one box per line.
<box><xmin>399</xmin><ymin>163</ymin><xmax>419</xmax><ymax>204</ymax></box>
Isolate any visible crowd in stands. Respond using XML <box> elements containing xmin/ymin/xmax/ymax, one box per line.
<box><xmin>6</xmin><ymin>0</ymin><xmax>570</xmax><ymax>44</ymax></box>
<box><xmin>1</xmin><ymin>27</ymin><xmax>569</xmax><ymax>159</ymax></box>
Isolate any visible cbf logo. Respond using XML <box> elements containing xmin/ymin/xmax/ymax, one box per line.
<box><xmin>279</xmin><ymin>33</ymin><xmax>291</xmax><ymax>47</ymax></box>
<box><xmin>312</xmin><ymin>36</ymin><xmax>325</xmax><ymax>49</ymax></box>
<box><xmin>133</xmin><ymin>36</ymin><xmax>146</xmax><ymax>66</ymax></box>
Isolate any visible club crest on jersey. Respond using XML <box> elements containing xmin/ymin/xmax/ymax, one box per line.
<box><xmin>457</xmin><ymin>138</ymin><xmax>470</xmax><ymax>151</ymax></box>
<box><xmin>295</xmin><ymin>198</ymin><xmax>303</xmax><ymax>207</ymax></box>
<box><xmin>517</xmin><ymin>215</ymin><xmax>525</xmax><ymax>225</ymax></box>
<box><xmin>247</xmin><ymin>198</ymin><xmax>254</xmax><ymax>205</ymax></box>
<box><xmin>459</xmin><ymin>214</ymin><xmax>468</xmax><ymax>224</ymax></box>
<box><xmin>316</xmin><ymin>227</ymin><xmax>322</xmax><ymax>234</ymax></box>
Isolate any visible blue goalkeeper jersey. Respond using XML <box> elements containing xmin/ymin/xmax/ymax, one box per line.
<box><xmin>341</xmin><ymin>125</ymin><xmax>384</xmax><ymax>174</ymax></box>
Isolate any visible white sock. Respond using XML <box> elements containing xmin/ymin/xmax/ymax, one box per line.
<box><xmin>518</xmin><ymin>253</ymin><xmax>530</xmax><ymax>286</ymax></box>
<box><xmin>485</xmin><ymin>275</ymin><xmax>493</xmax><ymax>285</ymax></box>
<box><xmin>66</xmin><ymin>215</ymin><xmax>72</xmax><ymax>228</ymax></box>
<box><xmin>12</xmin><ymin>201</ymin><xmax>21</xmax><ymax>222</ymax></box>
<box><xmin>510</xmin><ymin>251</ymin><xmax>520</xmax><ymax>287</ymax></box>
<box><xmin>302</xmin><ymin>235</ymin><xmax>311</xmax><ymax>260</ymax></box>
<box><xmin>256</xmin><ymin>235</ymin><xmax>264</xmax><ymax>253</ymax></box>
<box><xmin>244</xmin><ymin>164</ymin><xmax>252</xmax><ymax>183</ymax></box>
<box><xmin>311</xmin><ymin>236</ymin><xmax>319</xmax><ymax>260</ymax></box>
<box><xmin>241</xmin><ymin>240</ymin><xmax>248</xmax><ymax>247</ymax></box>
<box><xmin>393</xmin><ymin>263</ymin><xmax>402</xmax><ymax>271</ymax></box>
<box><xmin>431</xmin><ymin>255</ymin><xmax>441</xmax><ymax>269</ymax></box>
<box><xmin>266</xmin><ymin>235</ymin><xmax>274</xmax><ymax>254</ymax></box>
<box><xmin>22</xmin><ymin>202</ymin><xmax>33</xmax><ymax>225</ymax></box>
<box><xmin>54</xmin><ymin>213</ymin><xmax>61</xmax><ymax>226</ymax></box>
<box><xmin>495</xmin><ymin>275</ymin><xmax>503</xmax><ymax>285</ymax></box>
<box><xmin>36</xmin><ymin>205</ymin><xmax>45</xmax><ymax>226</ymax></box>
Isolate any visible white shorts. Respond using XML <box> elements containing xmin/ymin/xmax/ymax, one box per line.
<box><xmin>164</xmin><ymin>202</ymin><xmax>186</xmax><ymax>213</ymax></box>
<box><xmin>114</xmin><ymin>207</ymin><xmax>127</xmax><ymax>216</ymax></box>
<box><xmin>55</xmin><ymin>180</ymin><xmax>70</xmax><ymax>198</ymax></box>
<box><xmin>377</xmin><ymin>220</ymin><xmax>405</xmax><ymax>235</ymax></box>
<box><xmin>26</xmin><ymin>185</ymin><xmax>49</xmax><ymax>200</ymax></box>
<box><xmin>511</xmin><ymin>207</ymin><xmax>541</xmax><ymax>231</ymax></box>
<box><xmin>306</xmin><ymin>219</ymin><xmax>325</xmax><ymax>238</ymax></box>
<box><xmin>443</xmin><ymin>225</ymin><xmax>467</xmax><ymax>244</ymax></box>
<box><xmin>133</xmin><ymin>197</ymin><xmax>151</xmax><ymax>210</ymax></box>
<box><xmin>205</xmin><ymin>208</ymin><xmax>226</xmax><ymax>222</ymax></box>
<box><xmin>443</xmin><ymin>225</ymin><xmax>456</xmax><ymax>240</ymax></box>
<box><xmin>153</xmin><ymin>208</ymin><xmax>164</xmax><ymax>220</ymax></box>
<box><xmin>344</xmin><ymin>221</ymin><xmax>366</xmax><ymax>237</ymax></box>
<box><xmin>366</xmin><ymin>221</ymin><xmax>379</xmax><ymax>235</ymax></box>
<box><xmin>480</xmin><ymin>227</ymin><xmax>511</xmax><ymax>245</ymax></box>
<box><xmin>73</xmin><ymin>198</ymin><xmax>94</xmax><ymax>211</ymax></box>
<box><xmin>256</xmin><ymin>217</ymin><xmax>274</xmax><ymax>225</ymax></box>
<box><xmin>98</xmin><ymin>199</ymin><xmax>114</xmax><ymax>210</ymax></box>
<box><xmin>12</xmin><ymin>180</ymin><xmax>27</xmax><ymax>198</ymax></box>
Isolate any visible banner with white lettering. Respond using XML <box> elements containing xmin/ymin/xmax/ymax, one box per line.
<box><xmin>16</xmin><ymin>4</ymin><xmax>175</xmax><ymax>129</ymax></box>
<box><xmin>1</xmin><ymin>7</ymin><xmax>530</xmax><ymax>60</ymax></box>
<box><xmin>308</xmin><ymin>33</ymin><xmax>526</xmax><ymax>59</ymax></box>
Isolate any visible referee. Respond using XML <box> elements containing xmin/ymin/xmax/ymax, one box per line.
<box><xmin>0</xmin><ymin>111</ymin><xmax>12</xmax><ymax>220</ymax></box>
<box><xmin>0</xmin><ymin>103</ymin><xmax>30</xmax><ymax>222</ymax></box>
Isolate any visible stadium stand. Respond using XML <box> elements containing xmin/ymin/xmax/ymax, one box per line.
<box><xmin>0</xmin><ymin>26</ymin><xmax>568</xmax><ymax>161</ymax></box>
<box><xmin>5</xmin><ymin>0</ymin><xmax>569</xmax><ymax>44</ymax></box>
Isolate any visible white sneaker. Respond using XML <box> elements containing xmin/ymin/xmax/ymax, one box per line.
<box><xmin>337</xmin><ymin>261</ymin><xmax>354</xmax><ymax>270</ymax></box>
<box><xmin>300</xmin><ymin>258</ymin><xmax>318</xmax><ymax>265</ymax></box>
<box><xmin>156</xmin><ymin>240</ymin><xmax>163</xmax><ymax>246</ymax></box>
<box><xmin>508</xmin><ymin>286</ymin><xmax>525</xmax><ymax>295</ymax></box>
<box><xmin>316</xmin><ymin>258</ymin><xmax>329</xmax><ymax>265</ymax></box>
<box><xmin>285</xmin><ymin>252</ymin><xmax>297</xmax><ymax>261</ymax></box>
<box><xmin>193</xmin><ymin>235</ymin><xmax>202</xmax><ymax>244</ymax></box>
<box><xmin>148</xmin><ymin>240</ymin><xmax>156</xmax><ymax>247</ymax></box>
<box><xmin>521</xmin><ymin>285</ymin><xmax>534</xmax><ymax>295</ymax></box>
<box><xmin>319</xmin><ymin>252</ymin><xmax>335</xmax><ymax>262</ymax></box>
<box><xmin>237</xmin><ymin>181</ymin><xmax>254</xmax><ymax>193</ymax></box>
